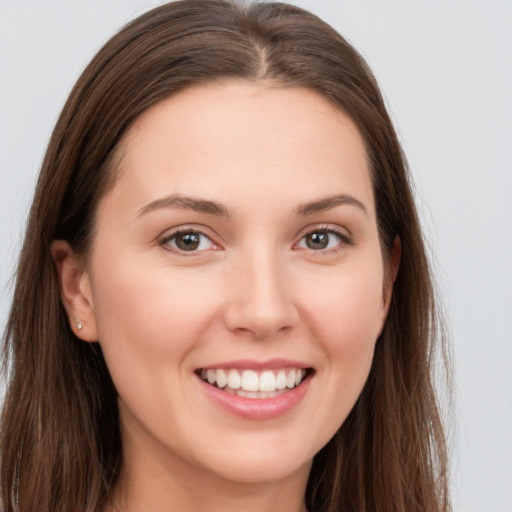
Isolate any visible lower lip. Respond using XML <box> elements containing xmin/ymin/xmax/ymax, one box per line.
<box><xmin>196</xmin><ymin>374</ymin><xmax>312</xmax><ymax>421</ymax></box>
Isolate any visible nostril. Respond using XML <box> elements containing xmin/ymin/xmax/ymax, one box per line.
<box><xmin>224</xmin><ymin>302</ymin><xmax>299</xmax><ymax>339</ymax></box>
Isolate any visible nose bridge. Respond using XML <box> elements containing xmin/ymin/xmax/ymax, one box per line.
<box><xmin>224</xmin><ymin>242</ymin><xmax>298</xmax><ymax>338</ymax></box>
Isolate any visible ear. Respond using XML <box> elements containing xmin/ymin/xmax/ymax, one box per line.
<box><xmin>51</xmin><ymin>240</ymin><xmax>98</xmax><ymax>342</ymax></box>
<box><xmin>380</xmin><ymin>235</ymin><xmax>401</xmax><ymax>328</ymax></box>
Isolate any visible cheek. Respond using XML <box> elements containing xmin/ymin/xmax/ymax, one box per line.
<box><xmin>301</xmin><ymin>261</ymin><xmax>384</xmax><ymax>400</ymax></box>
<box><xmin>303</xmin><ymin>261</ymin><xmax>385</xmax><ymax>344</ymax></box>
<box><xmin>87</xmin><ymin>251</ymin><xmax>222</xmax><ymax>375</ymax></box>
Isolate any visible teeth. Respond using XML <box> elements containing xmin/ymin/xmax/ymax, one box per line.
<box><xmin>259</xmin><ymin>370</ymin><xmax>276</xmax><ymax>391</ymax></box>
<box><xmin>286</xmin><ymin>369</ymin><xmax>296</xmax><ymax>388</ymax></box>
<box><xmin>227</xmin><ymin>369</ymin><xmax>241</xmax><ymax>389</ymax></box>
<box><xmin>226</xmin><ymin>388</ymin><xmax>287</xmax><ymax>399</ymax></box>
<box><xmin>216</xmin><ymin>369</ymin><xmax>228</xmax><ymax>388</ymax></box>
<box><xmin>241</xmin><ymin>370</ymin><xmax>259</xmax><ymax>391</ymax></box>
<box><xmin>199</xmin><ymin>367</ymin><xmax>307</xmax><ymax>394</ymax></box>
<box><xmin>276</xmin><ymin>370</ymin><xmax>287</xmax><ymax>389</ymax></box>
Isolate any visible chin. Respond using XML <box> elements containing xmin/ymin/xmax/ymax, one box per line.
<box><xmin>182</xmin><ymin>426</ymin><xmax>322</xmax><ymax>487</ymax></box>
<box><xmin>206</xmin><ymin>452</ymin><xmax>313</xmax><ymax>485</ymax></box>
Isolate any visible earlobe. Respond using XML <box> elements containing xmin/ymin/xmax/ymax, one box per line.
<box><xmin>51</xmin><ymin>240</ymin><xmax>98</xmax><ymax>342</ymax></box>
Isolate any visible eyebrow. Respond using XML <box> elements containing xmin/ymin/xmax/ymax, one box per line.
<box><xmin>296</xmin><ymin>194</ymin><xmax>368</xmax><ymax>217</ymax></box>
<box><xmin>137</xmin><ymin>193</ymin><xmax>367</xmax><ymax>218</ymax></box>
<box><xmin>137</xmin><ymin>194</ymin><xmax>231</xmax><ymax>217</ymax></box>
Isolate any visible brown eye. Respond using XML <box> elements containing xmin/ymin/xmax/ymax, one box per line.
<box><xmin>305</xmin><ymin>231</ymin><xmax>329</xmax><ymax>250</ymax></box>
<box><xmin>162</xmin><ymin>231</ymin><xmax>215</xmax><ymax>252</ymax></box>
<box><xmin>297</xmin><ymin>229</ymin><xmax>345</xmax><ymax>251</ymax></box>
<box><xmin>175</xmin><ymin>232</ymin><xmax>200</xmax><ymax>250</ymax></box>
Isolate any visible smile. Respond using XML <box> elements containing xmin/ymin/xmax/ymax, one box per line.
<box><xmin>195</xmin><ymin>360</ymin><xmax>313</xmax><ymax>420</ymax></box>
<box><xmin>197</xmin><ymin>368</ymin><xmax>307</xmax><ymax>398</ymax></box>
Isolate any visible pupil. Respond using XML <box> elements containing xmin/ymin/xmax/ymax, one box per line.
<box><xmin>307</xmin><ymin>231</ymin><xmax>328</xmax><ymax>249</ymax></box>
<box><xmin>177</xmin><ymin>232</ymin><xmax>200</xmax><ymax>251</ymax></box>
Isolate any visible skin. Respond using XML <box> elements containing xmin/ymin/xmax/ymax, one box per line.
<box><xmin>53</xmin><ymin>82</ymin><xmax>399</xmax><ymax>512</ymax></box>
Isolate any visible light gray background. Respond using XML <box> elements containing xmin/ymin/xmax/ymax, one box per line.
<box><xmin>1</xmin><ymin>1</ymin><xmax>511</xmax><ymax>510</ymax></box>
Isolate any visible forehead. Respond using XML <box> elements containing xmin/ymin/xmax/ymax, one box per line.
<box><xmin>103</xmin><ymin>81</ymin><xmax>374</xmax><ymax>219</ymax></box>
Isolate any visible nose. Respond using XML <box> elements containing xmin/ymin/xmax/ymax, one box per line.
<box><xmin>224</xmin><ymin>248</ymin><xmax>299</xmax><ymax>339</ymax></box>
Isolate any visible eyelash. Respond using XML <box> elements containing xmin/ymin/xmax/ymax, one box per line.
<box><xmin>295</xmin><ymin>225</ymin><xmax>353</xmax><ymax>254</ymax></box>
<box><xmin>159</xmin><ymin>228</ymin><xmax>218</xmax><ymax>255</ymax></box>
<box><xmin>158</xmin><ymin>225</ymin><xmax>353</xmax><ymax>255</ymax></box>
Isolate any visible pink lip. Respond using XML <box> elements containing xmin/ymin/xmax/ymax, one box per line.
<box><xmin>199</xmin><ymin>358</ymin><xmax>310</xmax><ymax>371</ymax></box>
<box><xmin>196</xmin><ymin>371</ymin><xmax>312</xmax><ymax>421</ymax></box>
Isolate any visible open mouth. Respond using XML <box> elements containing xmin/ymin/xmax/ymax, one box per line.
<box><xmin>195</xmin><ymin>367</ymin><xmax>313</xmax><ymax>399</ymax></box>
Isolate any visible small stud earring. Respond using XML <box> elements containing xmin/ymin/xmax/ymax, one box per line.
<box><xmin>76</xmin><ymin>322</ymin><xmax>83</xmax><ymax>331</ymax></box>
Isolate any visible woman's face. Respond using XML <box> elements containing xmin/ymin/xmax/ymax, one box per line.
<box><xmin>74</xmin><ymin>82</ymin><xmax>392</xmax><ymax>490</ymax></box>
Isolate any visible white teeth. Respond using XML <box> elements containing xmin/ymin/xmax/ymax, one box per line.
<box><xmin>286</xmin><ymin>369</ymin><xmax>296</xmax><ymax>389</ymax></box>
<box><xmin>232</xmin><ymin>389</ymin><xmax>287</xmax><ymax>399</ymax></box>
<box><xmin>259</xmin><ymin>370</ymin><xmax>276</xmax><ymax>391</ymax></box>
<box><xmin>241</xmin><ymin>370</ymin><xmax>259</xmax><ymax>391</ymax></box>
<box><xmin>227</xmin><ymin>369</ymin><xmax>241</xmax><ymax>389</ymax></box>
<box><xmin>276</xmin><ymin>370</ymin><xmax>287</xmax><ymax>389</ymax></box>
<box><xmin>199</xmin><ymin>367</ymin><xmax>308</xmax><ymax>395</ymax></box>
<box><xmin>216</xmin><ymin>369</ymin><xmax>228</xmax><ymax>388</ymax></box>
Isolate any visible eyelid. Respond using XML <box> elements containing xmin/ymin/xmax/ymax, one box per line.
<box><xmin>158</xmin><ymin>225</ymin><xmax>222</xmax><ymax>254</ymax></box>
<box><xmin>156</xmin><ymin>223</ymin><xmax>353</xmax><ymax>255</ymax></box>
<box><xmin>293</xmin><ymin>224</ymin><xmax>354</xmax><ymax>253</ymax></box>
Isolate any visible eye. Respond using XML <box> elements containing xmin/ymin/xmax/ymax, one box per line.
<box><xmin>296</xmin><ymin>228</ymin><xmax>348</xmax><ymax>252</ymax></box>
<box><xmin>161</xmin><ymin>230</ymin><xmax>217</xmax><ymax>253</ymax></box>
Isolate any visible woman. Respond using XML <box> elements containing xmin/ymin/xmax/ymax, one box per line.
<box><xmin>0</xmin><ymin>1</ymin><xmax>450</xmax><ymax>511</ymax></box>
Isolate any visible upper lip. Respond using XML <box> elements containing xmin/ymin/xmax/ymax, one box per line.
<box><xmin>198</xmin><ymin>358</ymin><xmax>312</xmax><ymax>371</ymax></box>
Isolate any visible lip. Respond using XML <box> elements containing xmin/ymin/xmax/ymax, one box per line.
<box><xmin>196</xmin><ymin>367</ymin><xmax>313</xmax><ymax>421</ymax></box>
<box><xmin>198</xmin><ymin>358</ymin><xmax>310</xmax><ymax>371</ymax></box>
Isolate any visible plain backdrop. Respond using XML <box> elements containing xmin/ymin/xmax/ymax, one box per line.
<box><xmin>1</xmin><ymin>1</ymin><xmax>511</xmax><ymax>511</ymax></box>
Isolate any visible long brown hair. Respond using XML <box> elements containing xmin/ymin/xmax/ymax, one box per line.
<box><xmin>1</xmin><ymin>1</ymin><xmax>451</xmax><ymax>510</ymax></box>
